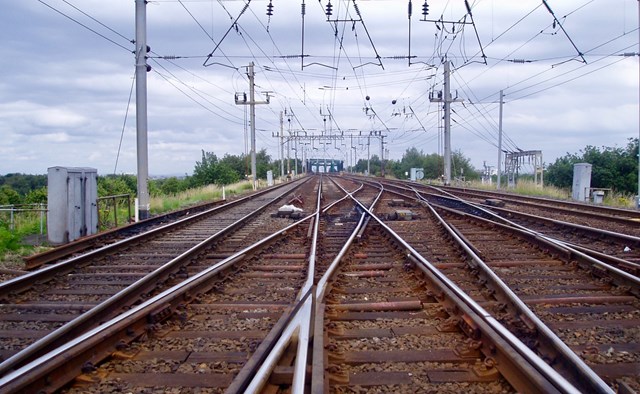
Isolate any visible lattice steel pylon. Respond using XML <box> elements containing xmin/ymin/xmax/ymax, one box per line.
<box><xmin>504</xmin><ymin>150</ymin><xmax>543</xmax><ymax>188</ymax></box>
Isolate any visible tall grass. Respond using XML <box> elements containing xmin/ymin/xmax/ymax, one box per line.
<box><xmin>150</xmin><ymin>180</ymin><xmax>254</xmax><ymax>214</ymax></box>
<box><xmin>467</xmin><ymin>180</ymin><xmax>569</xmax><ymax>199</ymax></box>
<box><xmin>465</xmin><ymin>179</ymin><xmax>637</xmax><ymax>208</ymax></box>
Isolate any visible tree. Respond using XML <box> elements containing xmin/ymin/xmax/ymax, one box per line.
<box><xmin>452</xmin><ymin>150</ymin><xmax>480</xmax><ymax>181</ymax></box>
<box><xmin>159</xmin><ymin>177</ymin><xmax>181</xmax><ymax>195</ymax></box>
<box><xmin>192</xmin><ymin>150</ymin><xmax>242</xmax><ymax>187</ymax></box>
<box><xmin>192</xmin><ymin>151</ymin><xmax>220</xmax><ymax>186</ymax></box>
<box><xmin>256</xmin><ymin>149</ymin><xmax>274</xmax><ymax>179</ymax></box>
<box><xmin>24</xmin><ymin>187</ymin><xmax>47</xmax><ymax>204</ymax></box>
<box><xmin>546</xmin><ymin>139</ymin><xmax>639</xmax><ymax>194</ymax></box>
<box><xmin>98</xmin><ymin>175</ymin><xmax>136</xmax><ymax>197</ymax></box>
<box><xmin>0</xmin><ymin>185</ymin><xmax>21</xmax><ymax>205</ymax></box>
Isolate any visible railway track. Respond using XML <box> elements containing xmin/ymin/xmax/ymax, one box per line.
<box><xmin>430</xmin><ymin>184</ymin><xmax>640</xmax><ymax>238</ymax></box>
<box><xmin>371</xmin><ymin>177</ymin><xmax>640</xmax><ymax>278</ymax></box>
<box><xmin>0</xmin><ymin>178</ymin><xmax>315</xmax><ymax>374</ymax></box>
<box><xmin>431</xmin><ymin>205</ymin><xmax>640</xmax><ymax>392</ymax></box>
<box><xmin>0</xmin><ymin>175</ymin><xmax>345</xmax><ymax>393</ymax></box>
<box><xmin>1</xmin><ymin>174</ymin><xmax>638</xmax><ymax>393</ymax></box>
<box><xmin>360</xmin><ymin>182</ymin><xmax>639</xmax><ymax>392</ymax></box>
<box><xmin>436</xmin><ymin>184</ymin><xmax>640</xmax><ymax>221</ymax></box>
<box><xmin>22</xmin><ymin>197</ymin><xmax>229</xmax><ymax>272</ymax></box>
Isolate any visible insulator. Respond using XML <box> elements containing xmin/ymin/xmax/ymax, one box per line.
<box><xmin>266</xmin><ymin>0</ymin><xmax>273</xmax><ymax>16</ymax></box>
<box><xmin>301</xmin><ymin>1</ymin><xmax>306</xmax><ymax>15</ymax></box>
<box><xmin>353</xmin><ymin>2</ymin><xmax>361</xmax><ymax>17</ymax></box>
<box><xmin>326</xmin><ymin>1</ymin><xmax>333</xmax><ymax>17</ymax></box>
<box><xmin>511</xmin><ymin>59</ymin><xmax>525</xmax><ymax>63</ymax></box>
<box><xmin>422</xmin><ymin>0</ymin><xmax>429</xmax><ymax>16</ymax></box>
<box><xmin>408</xmin><ymin>0</ymin><xmax>412</xmax><ymax>18</ymax></box>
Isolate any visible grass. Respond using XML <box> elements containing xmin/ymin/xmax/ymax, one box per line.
<box><xmin>464</xmin><ymin>179</ymin><xmax>637</xmax><ymax>209</ymax></box>
<box><xmin>0</xmin><ymin>222</ymin><xmax>48</xmax><ymax>263</ymax></box>
<box><xmin>466</xmin><ymin>180</ymin><xmax>570</xmax><ymax>199</ymax></box>
<box><xmin>149</xmin><ymin>180</ymin><xmax>254</xmax><ymax>214</ymax></box>
<box><xmin>0</xmin><ymin>180</ymin><xmax>258</xmax><ymax>262</ymax></box>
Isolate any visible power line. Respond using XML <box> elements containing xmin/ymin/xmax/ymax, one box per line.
<box><xmin>36</xmin><ymin>0</ymin><xmax>133</xmax><ymax>53</ymax></box>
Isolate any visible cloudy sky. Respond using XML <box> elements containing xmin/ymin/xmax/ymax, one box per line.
<box><xmin>1</xmin><ymin>0</ymin><xmax>638</xmax><ymax>177</ymax></box>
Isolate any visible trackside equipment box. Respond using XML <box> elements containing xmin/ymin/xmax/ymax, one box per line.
<box><xmin>47</xmin><ymin>166</ymin><xmax>98</xmax><ymax>244</ymax></box>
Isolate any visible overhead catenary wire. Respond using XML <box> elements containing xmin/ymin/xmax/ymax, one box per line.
<box><xmin>36</xmin><ymin>0</ymin><xmax>133</xmax><ymax>52</ymax></box>
<box><xmin>114</xmin><ymin>69</ymin><xmax>137</xmax><ymax>175</ymax></box>
<box><xmin>27</xmin><ymin>0</ymin><xmax>639</xmax><ymax>176</ymax></box>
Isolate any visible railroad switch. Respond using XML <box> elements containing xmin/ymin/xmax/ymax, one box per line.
<box><xmin>386</xmin><ymin>209</ymin><xmax>420</xmax><ymax>220</ymax></box>
<box><xmin>484</xmin><ymin>198</ymin><xmax>505</xmax><ymax>207</ymax></box>
<box><xmin>388</xmin><ymin>198</ymin><xmax>412</xmax><ymax>207</ymax></box>
<box><xmin>288</xmin><ymin>194</ymin><xmax>304</xmax><ymax>206</ymax></box>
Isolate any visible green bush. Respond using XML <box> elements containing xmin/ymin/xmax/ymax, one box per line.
<box><xmin>0</xmin><ymin>227</ymin><xmax>23</xmax><ymax>256</ymax></box>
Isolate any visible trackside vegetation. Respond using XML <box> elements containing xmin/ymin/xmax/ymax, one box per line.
<box><xmin>1</xmin><ymin>141</ymin><xmax>638</xmax><ymax>259</ymax></box>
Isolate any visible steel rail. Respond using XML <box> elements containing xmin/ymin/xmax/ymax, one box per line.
<box><xmin>435</xmin><ymin>183</ymin><xmax>640</xmax><ymax>220</ymax></box>
<box><xmin>419</xmin><ymin>187</ymin><xmax>640</xmax><ymax>291</ymax></box>
<box><xmin>0</xmin><ymin>178</ymin><xmax>308</xmax><ymax>297</ymax></box>
<box><xmin>310</xmin><ymin>190</ymin><xmax>372</xmax><ymax>394</ymax></box>
<box><xmin>0</xmin><ymin>178</ymin><xmax>311</xmax><ymax>378</ymax></box>
<box><xmin>487</xmin><ymin>204</ymin><xmax>640</xmax><ymax>245</ymax></box>
<box><xmin>0</xmin><ymin>212</ymin><xmax>317</xmax><ymax>393</ymax></box>
<box><xmin>236</xmin><ymin>175</ymin><xmax>325</xmax><ymax>393</ymax></box>
<box><xmin>408</xmin><ymin>189</ymin><xmax>615</xmax><ymax>393</ymax></box>
<box><xmin>363</xmin><ymin>178</ymin><xmax>630</xmax><ymax>391</ymax></box>
<box><xmin>429</xmin><ymin>184</ymin><xmax>640</xmax><ymax>226</ymax></box>
<box><xmin>23</xmin><ymin>199</ymin><xmax>224</xmax><ymax>270</ymax></box>
<box><xmin>477</xmin><ymin>203</ymin><xmax>640</xmax><ymax>272</ymax></box>
<box><xmin>242</xmin><ymin>177</ymin><xmax>379</xmax><ymax>393</ymax></box>
<box><xmin>24</xmin><ymin>179</ymin><xmax>307</xmax><ymax>270</ymax></box>
<box><xmin>335</xmin><ymin>179</ymin><xmax>582</xmax><ymax>394</ymax></box>
<box><xmin>23</xmin><ymin>199</ymin><xmax>226</xmax><ymax>270</ymax></box>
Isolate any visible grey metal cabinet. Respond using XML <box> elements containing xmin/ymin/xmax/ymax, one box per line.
<box><xmin>47</xmin><ymin>167</ymin><xmax>98</xmax><ymax>244</ymax></box>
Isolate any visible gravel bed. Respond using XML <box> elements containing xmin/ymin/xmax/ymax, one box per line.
<box><xmin>180</xmin><ymin>313</ymin><xmax>275</xmax><ymax>332</ymax></box>
<box><xmin>332</xmin><ymin>289</ymin><xmax>419</xmax><ymax>303</ymax></box>
<box><xmin>333</xmin><ymin>362</ymin><xmax>515</xmax><ymax>394</ymax></box>
<box><xmin>333</xmin><ymin>334</ymin><xmax>463</xmax><ymax>352</ymax></box>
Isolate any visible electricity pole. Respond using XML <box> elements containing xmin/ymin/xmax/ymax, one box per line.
<box><xmin>367</xmin><ymin>135</ymin><xmax>371</xmax><ymax>176</ymax></box>
<box><xmin>380</xmin><ymin>135</ymin><xmax>385</xmax><ymax>177</ymax></box>
<box><xmin>280</xmin><ymin>111</ymin><xmax>285</xmax><ymax>181</ymax></box>
<box><xmin>430</xmin><ymin>60</ymin><xmax>463</xmax><ymax>185</ymax></box>
<box><xmin>497</xmin><ymin>90</ymin><xmax>504</xmax><ymax>190</ymax></box>
<box><xmin>135</xmin><ymin>0</ymin><xmax>150</xmax><ymax>220</ymax></box>
<box><xmin>235</xmin><ymin>62</ymin><xmax>269</xmax><ymax>190</ymax></box>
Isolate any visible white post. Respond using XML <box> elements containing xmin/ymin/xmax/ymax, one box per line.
<box><xmin>248</xmin><ymin>62</ymin><xmax>257</xmax><ymax>190</ymax></box>
<box><xmin>135</xmin><ymin>0</ymin><xmax>150</xmax><ymax>219</ymax></box>
<box><xmin>280</xmin><ymin>111</ymin><xmax>285</xmax><ymax>181</ymax></box>
<box><xmin>497</xmin><ymin>90</ymin><xmax>504</xmax><ymax>190</ymax></box>
<box><xmin>222</xmin><ymin>186</ymin><xmax>226</xmax><ymax>200</ymax></box>
<box><xmin>637</xmin><ymin>0</ymin><xmax>640</xmax><ymax>207</ymax></box>
<box><xmin>443</xmin><ymin>61</ymin><xmax>452</xmax><ymax>185</ymax></box>
<box><xmin>40</xmin><ymin>203</ymin><xmax>44</xmax><ymax>235</ymax></box>
<box><xmin>367</xmin><ymin>135</ymin><xmax>371</xmax><ymax>176</ymax></box>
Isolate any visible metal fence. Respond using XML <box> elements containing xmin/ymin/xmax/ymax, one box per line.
<box><xmin>0</xmin><ymin>204</ymin><xmax>47</xmax><ymax>234</ymax></box>
<box><xmin>97</xmin><ymin>194</ymin><xmax>133</xmax><ymax>229</ymax></box>
<box><xmin>0</xmin><ymin>194</ymin><xmax>133</xmax><ymax>237</ymax></box>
